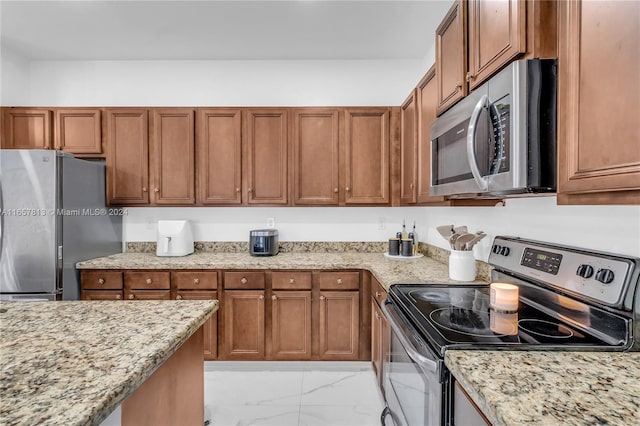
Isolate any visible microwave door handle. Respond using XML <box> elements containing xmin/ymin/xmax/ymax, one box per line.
<box><xmin>466</xmin><ymin>94</ymin><xmax>489</xmax><ymax>191</ymax></box>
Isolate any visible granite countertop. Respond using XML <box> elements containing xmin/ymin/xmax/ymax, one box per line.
<box><xmin>445</xmin><ymin>350</ymin><xmax>640</xmax><ymax>425</ymax></box>
<box><xmin>76</xmin><ymin>252</ymin><xmax>489</xmax><ymax>290</ymax></box>
<box><xmin>0</xmin><ymin>300</ymin><xmax>218</xmax><ymax>426</ymax></box>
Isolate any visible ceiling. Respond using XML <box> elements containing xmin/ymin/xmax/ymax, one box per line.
<box><xmin>0</xmin><ymin>0</ymin><xmax>452</xmax><ymax>61</ymax></box>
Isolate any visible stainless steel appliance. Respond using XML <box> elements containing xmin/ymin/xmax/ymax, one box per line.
<box><xmin>381</xmin><ymin>236</ymin><xmax>640</xmax><ymax>426</ymax></box>
<box><xmin>0</xmin><ymin>150</ymin><xmax>122</xmax><ymax>301</ymax></box>
<box><xmin>249</xmin><ymin>229</ymin><xmax>279</xmax><ymax>256</ymax></box>
<box><xmin>430</xmin><ymin>59</ymin><xmax>557</xmax><ymax>197</ymax></box>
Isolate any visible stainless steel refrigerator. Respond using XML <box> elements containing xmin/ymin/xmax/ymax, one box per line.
<box><xmin>0</xmin><ymin>150</ymin><xmax>122</xmax><ymax>301</ymax></box>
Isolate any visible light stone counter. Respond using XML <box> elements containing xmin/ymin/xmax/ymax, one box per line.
<box><xmin>445</xmin><ymin>350</ymin><xmax>640</xmax><ymax>425</ymax></box>
<box><xmin>0</xmin><ymin>300</ymin><xmax>218</xmax><ymax>426</ymax></box>
<box><xmin>76</xmin><ymin>251</ymin><xmax>490</xmax><ymax>289</ymax></box>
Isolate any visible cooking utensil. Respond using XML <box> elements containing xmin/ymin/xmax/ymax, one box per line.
<box><xmin>436</xmin><ymin>225</ymin><xmax>455</xmax><ymax>240</ymax></box>
<box><xmin>449</xmin><ymin>233</ymin><xmax>461</xmax><ymax>249</ymax></box>
<box><xmin>454</xmin><ymin>233</ymin><xmax>475</xmax><ymax>251</ymax></box>
<box><xmin>464</xmin><ymin>232</ymin><xmax>487</xmax><ymax>250</ymax></box>
<box><xmin>453</xmin><ymin>225</ymin><xmax>468</xmax><ymax>235</ymax></box>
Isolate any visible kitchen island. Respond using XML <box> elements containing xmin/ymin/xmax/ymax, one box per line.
<box><xmin>0</xmin><ymin>299</ymin><xmax>218</xmax><ymax>426</ymax></box>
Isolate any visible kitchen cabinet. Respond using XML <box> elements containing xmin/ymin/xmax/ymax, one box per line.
<box><xmin>371</xmin><ymin>276</ymin><xmax>388</xmax><ymax>389</ymax></box>
<box><xmin>55</xmin><ymin>109</ymin><xmax>103</xmax><ymax>156</ymax></box>
<box><xmin>172</xmin><ymin>271</ymin><xmax>219</xmax><ymax>360</ymax></box>
<box><xmin>416</xmin><ymin>66</ymin><xmax>443</xmax><ymax>204</ymax></box>
<box><xmin>291</xmin><ymin>108</ymin><xmax>340</xmax><ymax>205</ymax></box>
<box><xmin>196</xmin><ymin>108</ymin><xmax>242</xmax><ymax>205</ymax></box>
<box><xmin>436</xmin><ymin>0</ymin><xmax>467</xmax><ymax>115</ymax></box>
<box><xmin>344</xmin><ymin>109</ymin><xmax>390</xmax><ymax>205</ymax></box>
<box><xmin>80</xmin><ymin>270</ymin><xmax>123</xmax><ymax>300</ymax></box>
<box><xmin>270</xmin><ymin>272</ymin><xmax>312</xmax><ymax>360</ymax></box>
<box><xmin>400</xmin><ymin>91</ymin><xmax>418</xmax><ymax>205</ymax></box>
<box><xmin>150</xmin><ymin>109</ymin><xmax>195</xmax><ymax>205</ymax></box>
<box><xmin>557</xmin><ymin>0</ymin><xmax>640</xmax><ymax>205</ymax></box>
<box><xmin>244</xmin><ymin>109</ymin><xmax>289</xmax><ymax>205</ymax></box>
<box><xmin>2</xmin><ymin>108</ymin><xmax>52</xmax><ymax>149</ymax></box>
<box><xmin>106</xmin><ymin>109</ymin><xmax>149</xmax><ymax>205</ymax></box>
<box><xmin>318</xmin><ymin>271</ymin><xmax>360</xmax><ymax>360</ymax></box>
<box><xmin>222</xmin><ymin>271</ymin><xmax>266</xmax><ymax>359</ymax></box>
<box><xmin>124</xmin><ymin>271</ymin><xmax>171</xmax><ymax>300</ymax></box>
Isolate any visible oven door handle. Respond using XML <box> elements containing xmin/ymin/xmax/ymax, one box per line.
<box><xmin>466</xmin><ymin>94</ymin><xmax>489</xmax><ymax>191</ymax></box>
<box><xmin>382</xmin><ymin>301</ymin><xmax>439</xmax><ymax>374</ymax></box>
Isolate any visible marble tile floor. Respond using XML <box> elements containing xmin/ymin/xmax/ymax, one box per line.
<box><xmin>101</xmin><ymin>361</ymin><xmax>386</xmax><ymax>426</ymax></box>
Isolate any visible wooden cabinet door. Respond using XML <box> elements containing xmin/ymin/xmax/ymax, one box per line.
<box><xmin>436</xmin><ymin>0</ymin><xmax>467</xmax><ymax>115</ymax></box>
<box><xmin>271</xmin><ymin>291</ymin><xmax>312</xmax><ymax>360</ymax></box>
<box><xmin>106</xmin><ymin>109</ymin><xmax>149</xmax><ymax>205</ymax></box>
<box><xmin>176</xmin><ymin>290</ymin><xmax>218</xmax><ymax>360</ymax></box>
<box><xmin>344</xmin><ymin>109</ymin><xmax>390</xmax><ymax>205</ymax></box>
<box><xmin>467</xmin><ymin>0</ymin><xmax>525</xmax><ymax>90</ymax></box>
<box><xmin>371</xmin><ymin>299</ymin><xmax>387</xmax><ymax>388</ymax></box>
<box><xmin>292</xmin><ymin>108</ymin><xmax>340</xmax><ymax>205</ymax></box>
<box><xmin>150</xmin><ymin>109</ymin><xmax>195</xmax><ymax>205</ymax></box>
<box><xmin>2</xmin><ymin>109</ymin><xmax>52</xmax><ymax>149</ymax></box>
<box><xmin>417</xmin><ymin>66</ymin><xmax>447</xmax><ymax>204</ymax></box>
<box><xmin>197</xmin><ymin>109</ymin><xmax>242</xmax><ymax>205</ymax></box>
<box><xmin>244</xmin><ymin>109</ymin><xmax>288</xmax><ymax>205</ymax></box>
<box><xmin>400</xmin><ymin>91</ymin><xmax>418</xmax><ymax>205</ymax></box>
<box><xmin>55</xmin><ymin>109</ymin><xmax>102</xmax><ymax>155</ymax></box>
<box><xmin>223</xmin><ymin>290</ymin><xmax>265</xmax><ymax>359</ymax></box>
<box><xmin>557</xmin><ymin>0</ymin><xmax>640</xmax><ymax>204</ymax></box>
<box><xmin>318</xmin><ymin>291</ymin><xmax>360</xmax><ymax>360</ymax></box>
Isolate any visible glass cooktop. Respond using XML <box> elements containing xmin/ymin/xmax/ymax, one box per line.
<box><xmin>388</xmin><ymin>284</ymin><xmax>607</xmax><ymax>356</ymax></box>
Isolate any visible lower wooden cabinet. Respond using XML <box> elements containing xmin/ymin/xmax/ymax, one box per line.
<box><xmin>319</xmin><ymin>290</ymin><xmax>360</xmax><ymax>360</ymax></box>
<box><xmin>271</xmin><ymin>290</ymin><xmax>312</xmax><ymax>360</ymax></box>
<box><xmin>371</xmin><ymin>276</ymin><xmax>388</xmax><ymax>390</ymax></box>
<box><xmin>176</xmin><ymin>290</ymin><xmax>218</xmax><ymax>360</ymax></box>
<box><xmin>223</xmin><ymin>290</ymin><xmax>265</xmax><ymax>359</ymax></box>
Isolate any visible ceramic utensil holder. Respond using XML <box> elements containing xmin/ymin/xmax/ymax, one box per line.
<box><xmin>449</xmin><ymin>250</ymin><xmax>476</xmax><ymax>281</ymax></box>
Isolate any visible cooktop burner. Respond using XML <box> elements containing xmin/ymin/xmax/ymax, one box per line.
<box><xmin>429</xmin><ymin>307</ymin><xmax>514</xmax><ymax>337</ymax></box>
<box><xmin>518</xmin><ymin>319</ymin><xmax>574</xmax><ymax>339</ymax></box>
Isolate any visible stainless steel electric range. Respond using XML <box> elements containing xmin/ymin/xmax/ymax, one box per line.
<box><xmin>381</xmin><ymin>236</ymin><xmax>640</xmax><ymax>426</ymax></box>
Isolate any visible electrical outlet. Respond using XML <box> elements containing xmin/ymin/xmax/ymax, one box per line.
<box><xmin>378</xmin><ymin>216</ymin><xmax>386</xmax><ymax>230</ymax></box>
<box><xmin>145</xmin><ymin>217</ymin><xmax>155</xmax><ymax>231</ymax></box>
<box><xmin>266</xmin><ymin>217</ymin><xmax>276</xmax><ymax>228</ymax></box>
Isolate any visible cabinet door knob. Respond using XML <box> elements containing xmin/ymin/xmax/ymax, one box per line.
<box><xmin>142</xmin><ymin>187</ymin><xmax>148</xmax><ymax>192</ymax></box>
<box><xmin>240</xmin><ymin>277</ymin><xmax>248</xmax><ymax>284</ymax></box>
<box><xmin>345</xmin><ymin>187</ymin><xmax>350</xmax><ymax>192</ymax></box>
<box><xmin>146</xmin><ymin>278</ymin><xmax>153</xmax><ymax>285</ymax></box>
<box><xmin>176</xmin><ymin>295</ymin><xmax>182</xmax><ymax>300</ymax></box>
<box><xmin>128</xmin><ymin>294</ymin><xmax>135</xmax><ymax>300</ymax></box>
<box><xmin>258</xmin><ymin>294</ymin><xmax>264</xmax><ymax>300</ymax></box>
<box><xmin>116</xmin><ymin>294</ymin><xmax>122</xmax><ymax>300</ymax></box>
<box><xmin>375</xmin><ymin>291</ymin><xmax>381</xmax><ymax>298</ymax></box>
<box><xmin>272</xmin><ymin>295</ymin><xmax>277</xmax><ymax>300</ymax></box>
<box><xmin>154</xmin><ymin>188</ymin><xmax>159</xmax><ymax>193</ymax></box>
<box><xmin>375</xmin><ymin>311</ymin><xmax>381</xmax><ymax>319</ymax></box>
<box><xmin>409</xmin><ymin>183</ymin><xmax>414</xmax><ymax>189</ymax></box>
<box><xmin>456</xmin><ymin>84</ymin><xmax>463</xmax><ymax>90</ymax></box>
<box><xmin>194</xmin><ymin>278</ymin><xmax>200</xmax><ymax>284</ymax></box>
<box><xmin>97</xmin><ymin>278</ymin><xmax>105</xmax><ymax>285</ymax></box>
<box><xmin>248</xmin><ymin>188</ymin><xmax>253</xmax><ymax>193</ymax></box>
<box><xmin>465</xmin><ymin>72</ymin><xmax>474</xmax><ymax>82</ymax></box>
<box><xmin>236</xmin><ymin>187</ymin><xmax>241</xmax><ymax>193</ymax></box>
<box><xmin>320</xmin><ymin>295</ymin><xmax>326</xmax><ymax>301</ymax></box>
<box><xmin>337</xmin><ymin>278</ymin><xmax>343</xmax><ymax>284</ymax></box>
<box><xmin>334</xmin><ymin>188</ymin><xmax>339</xmax><ymax>193</ymax></box>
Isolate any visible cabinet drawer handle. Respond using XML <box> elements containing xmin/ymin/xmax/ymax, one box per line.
<box><xmin>240</xmin><ymin>277</ymin><xmax>248</xmax><ymax>284</ymax></box>
<box><xmin>97</xmin><ymin>278</ymin><xmax>105</xmax><ymax>285</ymax></box>
<box><xmin>116</xmin><ymin>294</ymin><xmax>122</xmax><ymax>300</ymax></box>
<box><xmin>272</xmin><ymin>295</ymin><xmax>277</xmax><ymax>300</ymax></box>
<box><xmin>146</xmin><ymin>278</ymin><xmax>153</xmax><ymax>285</ymax></box>
<box><xmin>333</xmin><ymin>188</ymin><xmax>339</xmax><ymax>193</ymax></box>
<box><xmin>128</xmin><ymin>294</ymin><xmax>135</xmax><ymax>300</ymax></box>
<box><xmin>289</xmin><ymin>278</ymin><xmax>295</xmax><ymax>283</ymax></box>
<box><xmin>375</xmin><ymin>291</ymin><xmax>381</xmax><ymax>298</ymax></box>
<box><xmin>194</xmin><ymin>278</ymin><xmax>200</xmax><ymax>285</ymax></box>
<box><xmin>258</xmin><ymin>294</ymin><xmax>264</xmax><ymax>300</ymax></box>
<box><xmin>320</xmin><ymin>295</ymin><xmax>326</xmax><ymax>301</ymax></box>
<box><xmin>337</xmin><ymin>278</ymin><xmax>343</xmax><ymax>284</ymax></box>
<box><xmin>176</xmin><ymin>295</ymin><xmax>182</xmax><ymax>300</ymax></box>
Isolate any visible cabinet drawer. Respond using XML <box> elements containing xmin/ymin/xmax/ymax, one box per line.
<box><xmin>82</xmin><ymin>271</ymin><xmax>123</xmax><ymax>290</ymax></box>
<box><xmin>224</xmin><ymin>271</ymin><xmax>265</xmax><ymax>289</ymax></box>
<box><xmin>172</xmin><ymin>271</ymin><xmax>218</xmax><ymax>290</ymax></box>
<box><xmin>81</xmin><ymin>290</ymin><xmax>123</xmax><ymax>300</ymax></box>
<box><xmin>372</xmin><ymin>277</ymin><xmax>387</xmax><ymax>306</ymax></box>
<box><xmin>125</xmin><ymin>289</ymin><xmax>171</xmax><ymax>300</ymax></box>
<box><xmin>318</xmin><ymin>271</ymin><xmax>360</xmax><ymax>290</ymax></box>
<box><xmin>124</xmin><ymin>271</ymin><xmax>171</xmax><ymax>290</ymax></box>
<box><xmin>272</xmin><ymin>271</ymin><xmax>312</xmax><ymax>290</ymax></box>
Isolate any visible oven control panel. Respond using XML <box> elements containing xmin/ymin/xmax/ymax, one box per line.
<box><xmin>489</xmin><ymin>236</ymin><xmax>638</xmax><ymax>309</ymax></box>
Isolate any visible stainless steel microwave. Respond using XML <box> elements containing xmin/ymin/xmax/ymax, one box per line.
<box><xmin>430</xmin><ymin>58</ymin><xmax>557</xmax><ymax>197</ymax></box>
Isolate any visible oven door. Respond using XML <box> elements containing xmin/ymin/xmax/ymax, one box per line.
<box><xmin>382</xmin><ymin>300</ymin><xmax>445</xmax><ymax>426</ymax></box>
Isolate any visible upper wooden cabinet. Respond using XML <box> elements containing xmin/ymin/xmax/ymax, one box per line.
<box><xmin>466</xmin><ymin>0</ymin><xmax>525</xmax><ymax>90</ymax></box>
<box><xmin>150</xmin><ymin>108</ymin><xmax>195</xmax><ymax>205</ymax></box>
<box><xmin>244</xmin><ymin>109</ymin><xmax>289</xmax><ymax>205</ymax></box>
<box><xmin>400</xmin><ymin>91</ymin><xmax>418</xmax><ymax>205</ymax></box>
<box><xmin>196</xmin><ymin>109</ymin><xmax>242</xmax><ymax>205</ymax></box>
<box><xmin>292</xmin><ymin>108</ymin><xmax>340</xmax><ymax>205</ymax></box>
<box><xmin>557</xmin><ymin>0</ymin><xmax>640</xmax><ymax>205</ymax></box>
<box><xmin>436</xmin><ymin>0</ymin><xmax>556</xmax><ymax>115</ymax></box>
<box><xmin>344</xmin><ymin>109</ymin><xmax>390</xmax><ymax>205</ymax></box>
<box><xmin>55</xmin><ymin>109</ymin><xmax>102</xmax><ymax>155</ymax></box>
<box><xmin>106</xmin><ymin>109</ymin><xmax>149</xmax><ymax>205</ymax></box>
<box><xmin>436</xmin><ymin>0</ymin><xmax>467</xmax><ymax>115</ymax></box>
<box><xmin>2</xmin><ymin>108</ymin><xmax>52</xmax><ymax>149</ymax></box>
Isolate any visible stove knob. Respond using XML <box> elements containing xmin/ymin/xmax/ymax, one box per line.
<box><xmin>576</xmin><ymin>264</ymin><xmax>594</xmax><ymax>279</ymax></box>
<box><xmin>492</xmin><ymin>245</ymin><xmax>501</xmax><ymax>254</ymax></box>
<box><xmin>500</xmin><ymin>246</ymin><xmax>510</xmax><ymax>256</ymax></box>
<box><xmin>595</xmin><ymin>268</ymin><xmax>615</xmax><ymax>284</ymax></box>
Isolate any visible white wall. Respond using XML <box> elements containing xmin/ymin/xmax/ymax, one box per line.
<box><xmin>124</xmin><ymin>198</ymin><xmax>640</xmax><ymax>259</ymax></box>
<box><xmin>0</xmin><ymin>44</ymin><xmax>30</xmax><ymax>105</ymax></box>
